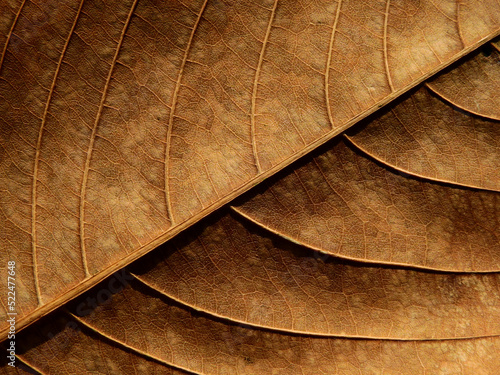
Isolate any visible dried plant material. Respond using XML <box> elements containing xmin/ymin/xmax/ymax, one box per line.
<box><xmin>345</xmin><ymin>47</ymin><xmax>500</xmax><ymax>190</ymax></box>
<box><xmin>235</xmin><ymin>140</ymin><xmax>500</xmax><ymax>271</ymax></box>
<box><xmin>16</xmin><ymin>311</ymin><xmax>184</xmax><ymax>374</ymax></box>
<box><xmin>2</xmin><ymin>0</ymin><xmax>500</xmax><ymax>337</ymax></box>
<box><xmin>1</xmin><ymin>1</ymin><xmax>500</xmax><ymax>373</ymax></box>
<box><xmin>427</xmin><ymin>45</ymin><xmax>500</xmax><ymax>121</ymax></box>
<box><xmin>16</xmin><ymin>279</ymin><xmax>500</xmax><ymax>374</ymax></box>
<box><xmin>130</xmin><ymin>210</ymin><xmax>500</xmax><ymax>338</ymax></box>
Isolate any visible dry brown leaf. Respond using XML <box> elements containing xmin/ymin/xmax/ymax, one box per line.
<box><xmin>346</xmin><ymin>51</ymin><xmax>500</xmax><ymax>191</ymax></box>
<box><xmin>13</xmin><ymin>79</ymin><xmax>500</xmax><ymax>371</ymax></box>
<box><xmin>131</xmin><ymin>210</ymin><xmax>500</xmax><ymax>338</ymax></box>
<box><xmin>14</xmin><ymin>310</ymin><xmax>184</xmax><ymax>374</ymax></box>
<box><xmin>2</xmin><ymin>1</ymin><xmax>500</xmax><ymax>374</ymax></box>
<box><xmin>2</xmin><ymin>0</ymin><xmax>500</xmax><ymax>338</ymax></box>
<box><xmin>14</xmin><ymin>270</ymin><xmax>500</xmax><ymax>374</ymax></box>
<box><xmin>235</xmin><ymin>138</ymin><xmax>500</xmax><ymax>271</ymax></box>
<box><xmin>427</xmin><ymin>42</ymin><xmax>500</xmax><ymax>121</ymax></box>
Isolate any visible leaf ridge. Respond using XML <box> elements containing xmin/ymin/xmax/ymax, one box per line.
<box><xmin>132</xmin><ymin>269</ymin><xmax>500</xmax><ymax>339</ymax></box>
<box><xmin>455</xmin><ymin>0</ymin><xmax>465</xmax><ymax>47</ymax></box>
<box><xmin>164</xmin><ymin>0</ymin><xmax>209</xmax><ymax>226</ymax></box>
<box><xmin>16</xmin><ymin>356</ymin><xmax>44</xmax><ymax>375</ymax></box>
<box><xmin>0</xmin><ymin>0</ymin><xmax>26</xmax><ymax>73</ymax></box>
<box><xmin>79</xmin><ymin>0</ymin><xmax>139</xmax><ymax>278</ymax></box>
<box><xmin>233</xmin><ymin>201</ymin><xmax>466</xmax><ymax>273</ymax></box>
<box><xmin>383</xmin><ymin>0</ymin><xmax>394</xmax><ymax>92</ymax></box>
<box><xmin>70</xmin><ymin>313</ymin><xmax>201</xmax><ymax>375</ymax></box>
<box><xmin>30</xmin><ymin>0</ymin><xmax>85</xmax><ymax>305</ymax></box>
<box><xmin>344</xmin><ymin>134</ymin><xmax>500</xmax><ymax>193</ymax></box>
<box><xmin>251</xmin><ymin>0</ymin><xmax>279</xmax><ymax>174</ymax></box>
<box><xmin>425</xmin><ymin>81</ymin><xmax>500</xmax><ymax>122</ymax></box>
<box><xmin>324</xmin><ymin>0</ymin><xmax>343</xmax><ymax>130</ymax></box>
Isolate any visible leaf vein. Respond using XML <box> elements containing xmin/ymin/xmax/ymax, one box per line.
<box><xmin>325</xmin><ymin>0</ymin><xmax>342</xmax><ymax>130</ymax></box>
<box><xmin>31</xmin><ymin>0</ymin><xmax>85</xmax><ymax>305</ymax></box>
<box><xmin>251</xmin><ymin>0</ymin><xmax>279</xmax><ymax>174</ymax></box>
<box><xmin>383</xmin><ymin>0</ymin><xmax>394</xmax><ymax>92</ymax></box>
<box><xmin>79</xmin><ymin>0</ymin><xmax>139</xmax><ymax>277</ymax></box>
<box><xmin>0</xmin><ymin>0</ymin><xmax>26</xmax><ymax>73</ymax></box>
<box><xmin>164</xmin><ymin>0</ymin><xmax>209</xmax><ymax>226</ymax></box>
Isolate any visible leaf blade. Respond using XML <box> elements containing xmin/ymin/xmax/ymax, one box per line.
<box><xmin>2</xmin><ymin>0</ymin><xmax>500</xmax><ymax>339</ymax></box>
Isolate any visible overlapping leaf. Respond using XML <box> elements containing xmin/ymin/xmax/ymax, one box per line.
<box><xmin>12</xmin><ymin>46</ymin><xmax>500</xmax><ymax>371</ymax></box>
<box><xmin>236</xmin><ymin>123</ymin><xmax>500</xmax><ymax>272</ymax></box>
<box><xmin>346</xmin><ymin>44</ymin><xmax>500</xmax><ymax>191</ymax></box>
<box><xmin>14</xmin><ymin>171</ymin><xmax>500</xmax><ymax>373</ymax></box>
<box><xmin>11</xmin><ymin>310</ymin><xmax>185</xmax><ymax>374</ymax></box>
<box><xmin>14</xmin><ymin>301</ymin><xmax>500</xmax><ymax>374</ymax></box>
<box><xmin>19</xmin><ymin>284</ymin><xmax>500</xmax><ymax>374</ymax></box>
<box><xmin>2</xmin><ymin>0</ymin><xmax>500</xmax><ymax>338</ymax></box>
<box><xmin>426</xmin><ymin>40</ymin><xmax>500</xmax><ymax>121</ymax></box>
<box><xmin>129</xmin><ymin>209</ymin><xmax>500</xmax><ymax>338</ymax></box>
<box><xmin>2</xmin><ymin>1</ymin><xmax>500</xmax><ymax>374</ymax></box>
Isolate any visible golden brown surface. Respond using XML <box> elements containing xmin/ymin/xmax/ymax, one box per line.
<box><xmin>16</xmin><ymin>311</ymin><xmax>184</xmax><ymax>374</ymax></box>
<box><xmin>347</xmin><ymin>53</ymin><xmax>500</xmax><ymax>190</ymax></box>
<box><xmin>235</xmin><ymin>138</ymin><xmax>500</xmax><ymax>271</ymax></box>
<box><xmin>1</xmin><ymin>1</ymin><xmax>500</xmax><ymax>373</ymax></box>
<box><xmin>427</xmin><ymin>42</ymin><xmax>500</xmax><ymax>121</ymax></box>
<box><xmin>133</xmin><ymin>210</ymin><xmax>500</xmax><ymax>338</ymax></box>
<box><xmin>1</xmin><ymin>0</ymin><xmax>499</xmax><ymax>337</ymax></box>
<box><xmin>13</xmin><ymin>92</ymin><xmax>500</xmax><ymax>372</ymax></box>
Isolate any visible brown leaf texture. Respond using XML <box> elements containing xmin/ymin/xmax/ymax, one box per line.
<box><xmin>427</xmin><ymin>41</ymin><xmax>500</xmax><ymax>121</ymax></box>
<box><xmin>346</xmin><ymin>47</ymin><xmax>500</xmax><ymax>191</ymax></box>
<box><xmin>11</xmin><ymin>49</ymin><xmax>500</xmax><ymax>371</ymax></box>
<box><xmin>234</xmin><ymin>138</ymin><xmax>500</xmax><ymax>272</ymax></box>
<box><xmin>14</xmin><ymin>217</ymin><xmax>500</xmax><ymax>373</ymax></box>
<box><xmin>13</xmin><ymin>310</ymin><xmax>185</xmax><ymax>374</ymax></box>
<box><xmin>2</xmin><ymin>0</ymin><xmax>500</xmax><ymax>337</ymax></box>
<box><xmin>132</xmin><ymin>210</ymin><xmax>500</xmax><ymax>339</ymax></box>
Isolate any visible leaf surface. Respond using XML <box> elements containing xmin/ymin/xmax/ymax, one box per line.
<box><xmin>14</xmin><ymin>244</ymin><xmax>500</xmax><ymax>374</ymax></box>
<box><xmin>12</xmin><ymin>76</ymin><xmax>500</xmax><ymax>370</ymax></box>
<box><xmin>346</xmin><ymin>50</ymin><xmax>500</xmax><ymax>190</ymax></box>
<box><xmin>131</xmin><ymin>209</ymin><xmax>500</xmax><ymax>338</ymax></box>
<box><xmin>234</xmin><ymin>137</ymin><xmax>500</xmax><ymax>271</ymax></box>
<box><xmin>3</xmin><ymin>0</ymin><xmax>500</xmax><ymax>337</ymax></box>
<box><xmin>70</xmin><ymin>281</ymin><xmax>500</xmax><ymax>374</ymax></box>
<box><xmin>427</xmin><ymin>41</ymin><xmax>500</xmax><ymax>121</ymax></box>
<box><xmin>15</xmin><ymin>310</ymin><xmax>185</xmax><ymax>374</ymax></box>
